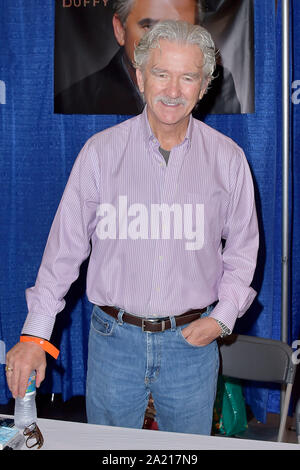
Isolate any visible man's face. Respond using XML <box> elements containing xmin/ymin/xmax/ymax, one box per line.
<box><xmin>136</xmin><ymin>39</ymin><xmax>207</xmax><ymax>130</ymax></box>
<box><xmin>113</xmin><ymin>0</ymin><xmax>197</xmax><ymax>65</ymax></box>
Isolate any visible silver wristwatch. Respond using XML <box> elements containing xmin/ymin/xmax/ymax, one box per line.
<box><xmin>215</xmin><ymin>319</ymin><xmax>231</xmax><ymax>338</ymax></box>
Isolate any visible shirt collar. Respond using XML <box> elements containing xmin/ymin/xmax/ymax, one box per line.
<box><xmin>140</xmin><ymin>105</ymin><xmax>193</xmax><ymax>151</ymax></box>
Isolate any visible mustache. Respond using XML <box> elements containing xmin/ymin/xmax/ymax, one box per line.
<box><xmin>154</xmin><ymin>95</ymin><xmax>187</xmax><ymax>106</ymax></box>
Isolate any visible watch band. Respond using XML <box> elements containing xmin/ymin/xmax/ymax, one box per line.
<box><xmin>215</xmin><ymin>319</ymin><xmax>231</xmax><ymax>338</ymax></box>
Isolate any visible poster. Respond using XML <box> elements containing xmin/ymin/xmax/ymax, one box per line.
<box><xmin>54</xmin><ymin>0</ymin><xmax>254</xmax><ymax>115</ymax></box>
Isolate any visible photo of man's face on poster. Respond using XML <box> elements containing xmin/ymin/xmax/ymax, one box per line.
<box><xmin>54</xmin><ymin>0</ymin><xmax>254</xmax><ymax>116</ymax></box>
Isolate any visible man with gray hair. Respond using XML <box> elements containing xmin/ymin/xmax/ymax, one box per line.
<box><xmin>7</xmin><ymin>20</ymin><xmax>258</xmax><ymax>436</ymax></box>
<box><xmin>55</xmin><ymin>0</ymin><xmax>241</xmax><ymax>114</ymax></box>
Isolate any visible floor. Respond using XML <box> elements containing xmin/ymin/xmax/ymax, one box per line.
<box><xmin>0</xmin><ymin>393</ymin><xmax>298</xmax><ymax>445</ymax></box>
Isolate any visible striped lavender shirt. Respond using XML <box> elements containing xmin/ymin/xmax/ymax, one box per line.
<box><xmin>22</xmin><ymin>106</ymin><xmax>259</xmax><ymax>340</ymax></box>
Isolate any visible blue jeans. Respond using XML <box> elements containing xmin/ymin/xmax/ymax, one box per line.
<box><xmin>86</xmin><ymin>305</ymin><xmax>219</xmax><ymax>435</ymax></box>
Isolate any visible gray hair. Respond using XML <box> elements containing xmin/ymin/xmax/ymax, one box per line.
<box><xmin>133</xmin><ymin>20</ymin><xmax>216</xmax><ymax>88</ymax></box>
<box><xmin>112</xmin><ymin>0</ymin><xmax>205</xmax><ymax>26</ymax></box>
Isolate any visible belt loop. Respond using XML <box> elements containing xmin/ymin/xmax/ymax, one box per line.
<box><xmin>170</xmin><ymin>316</ymin><xmax>176</xmax><ymax>331</ymax></box>
<box><xmin>117</xmin><ymin>308</ymin><xmax>125</xmax><ymax>325</ymax></box>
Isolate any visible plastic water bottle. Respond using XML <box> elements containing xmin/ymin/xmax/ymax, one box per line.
<box><xmin>14</xmin><ymin>371</ymin><xmax>37</xmax><ymax>430</ymax></box>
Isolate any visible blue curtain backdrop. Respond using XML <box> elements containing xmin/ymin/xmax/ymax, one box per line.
<box><xmin>0</xmin><ymin>0</ymin><xmax>299</xmax><ymax>423</ymax></box>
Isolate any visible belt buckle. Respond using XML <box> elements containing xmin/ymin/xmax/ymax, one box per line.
<box><xmin>142</xmin><ymin>318</ymin><xmax>166</xmax><ymax>333</ymax></box>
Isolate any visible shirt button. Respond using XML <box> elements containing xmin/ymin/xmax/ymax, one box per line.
<box><xmin>159</xmin><ymin>255</ymin><xmax>163</xmax><ymax>261</ymax></box>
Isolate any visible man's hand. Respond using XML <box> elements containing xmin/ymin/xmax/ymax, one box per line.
<box><xmin>5</xmin><ymin>342</ymin><xmax>46</xmax><ymax>398</ymax></box>
<box><xmin>181</xmin><ymin>316</ymin><xmax>222</xmax><ymax>347</ymax></box>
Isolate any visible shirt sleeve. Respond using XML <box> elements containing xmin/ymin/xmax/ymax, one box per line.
<box><xmin>209</xmin><ymin>147</ymin><xmax>259</xmax><ymax>332</ymax></box>
<box><xmin>21</xmin><ymin>139</ymin><xmax>100</xmax><ymax>340</ymax></box>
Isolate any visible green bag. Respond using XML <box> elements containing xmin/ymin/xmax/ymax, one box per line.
<box><xmin>212</xmin><ymin>375</ymin><xmax>248</xmax><ymax>436</ymax></box>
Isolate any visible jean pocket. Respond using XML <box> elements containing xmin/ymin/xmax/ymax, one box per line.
<box><xmin>91</xmin><ymin>306</ymin><xmax>116</xmax><ymax>336</ymax></box>
<box><xmin>177</xmin><ymin>325</ymin><xmax>204</xmax><ymax>349</ymax></box>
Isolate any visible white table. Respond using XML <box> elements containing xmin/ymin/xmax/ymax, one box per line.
<box><xmin>2</xmin><ymin>415</ymin><xmax>298</xmax><ymax>450</ymax></box>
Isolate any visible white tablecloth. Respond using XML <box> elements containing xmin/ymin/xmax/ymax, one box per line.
<box><xmin>2</xmin><ymin>415</ymin><xmax>298</xmax><ymax>450</ymax></box>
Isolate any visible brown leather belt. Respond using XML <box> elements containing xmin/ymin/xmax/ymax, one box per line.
<box><xmin>99</xmin><ymin>305</ymin><xmax>207</xmax><ymax>333</ymax></box>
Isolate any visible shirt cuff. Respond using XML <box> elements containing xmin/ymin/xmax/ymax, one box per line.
<box><xmin>208</xmin><ymin>299</ymin><xmax>239</xmax><ymax>333</ymax></box>
<box><xmin>21</xmin><ymin>312</ymin><xmax>56</xmax><ymax>342</ymax></box>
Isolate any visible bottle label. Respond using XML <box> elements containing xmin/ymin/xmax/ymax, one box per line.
<box><xmin>26</xmin><ymin>372</ymin><xmax>36</xmax><ymax>394</ymax></box>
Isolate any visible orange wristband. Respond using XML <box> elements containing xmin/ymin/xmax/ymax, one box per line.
<box><xmin>20</xmin><ymin>336</ymin><xmax>60</xmax><ymax>359</ymax></box>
